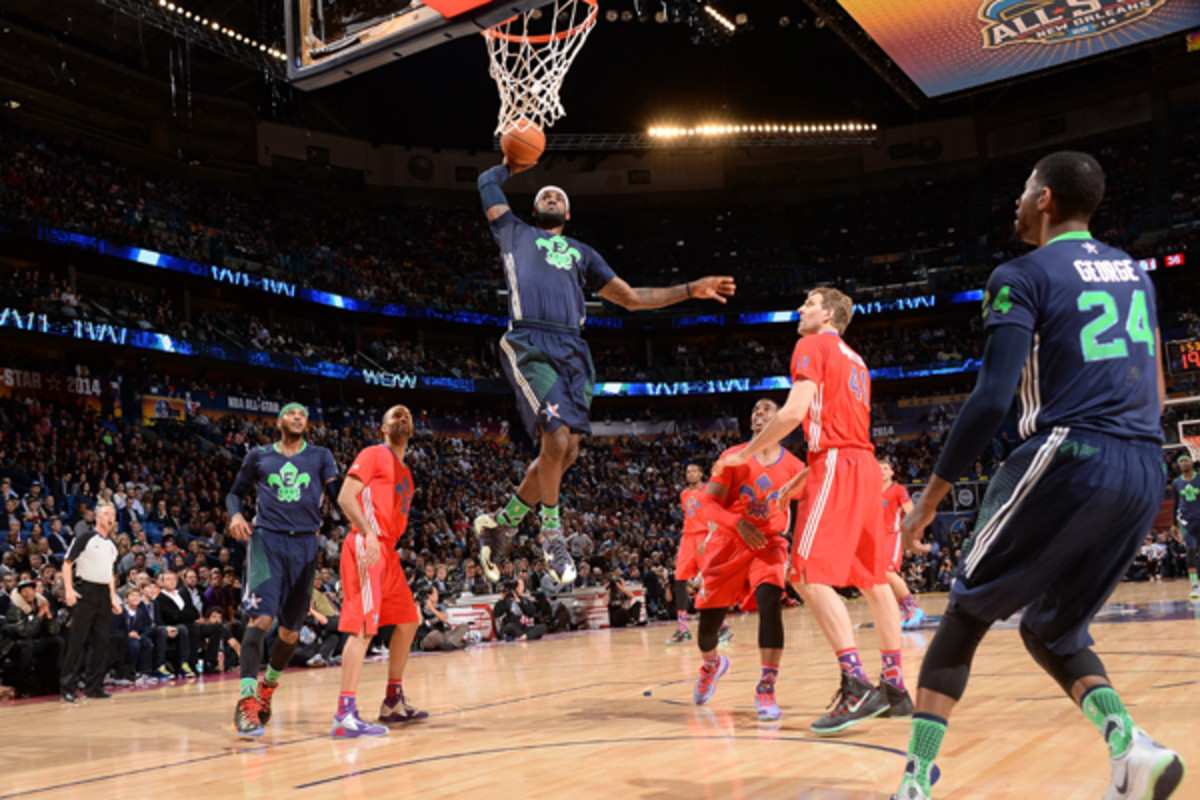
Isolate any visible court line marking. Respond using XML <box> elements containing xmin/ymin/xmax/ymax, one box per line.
<box><xmin>292</xmin><ymin>734</ymin><xmax>911</xmax><ymax>790</ymax></box>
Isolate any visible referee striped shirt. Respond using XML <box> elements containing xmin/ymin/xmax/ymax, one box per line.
<box><xmin>65</xmin><ymin>529</ymin><xmax>118</xmax><ymax>585</ymax></box>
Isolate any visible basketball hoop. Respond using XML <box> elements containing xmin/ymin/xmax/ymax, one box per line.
<box><xmin>1185</xmin><ymin>435</ymin><xmax>1200</xmax><ymax>463</ymax></box>
<box><xmin>482</xmin><ymin>0</ymin><xmax>598</xmax><ymax>135</ymax></box>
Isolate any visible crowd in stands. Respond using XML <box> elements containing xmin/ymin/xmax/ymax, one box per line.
<box><xmin>4</xmin><ymin>112</ymin><xmax>1197</xmax><ymax>328</ymax></box>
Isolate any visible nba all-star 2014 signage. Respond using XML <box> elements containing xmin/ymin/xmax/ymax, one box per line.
<box><xmin>980</xmin><ymin>0</ymin><xmax>1167</xmax><ymax>48</ymax></box>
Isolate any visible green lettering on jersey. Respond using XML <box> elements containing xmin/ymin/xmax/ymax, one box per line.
<box><xmin>992</xmin><ymin>285</ymin><xmax>1014</xmax><ymax>315</ymax></box>
<box><xmin>267</xmin><ymin>461</ymin><xmax>312</xmax><ymax>503</ymax></box>
<box><xmin>535</xmin><ymin>235</ymin><xmax>582</xmax><ymax>271</ymax></box>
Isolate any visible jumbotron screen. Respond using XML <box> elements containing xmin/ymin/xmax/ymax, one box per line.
<box><xmin>834</xmin><ymin>0</ymin><xmax>1200</xmax><ymax>98</ymax></box>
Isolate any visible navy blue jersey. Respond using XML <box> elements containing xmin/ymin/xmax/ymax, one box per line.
<box><xmin>231</xmin><ymin>442</ymin><xmax>337</xmax><ymax>533</ymax></box>
<box><xmin>982</xmin><ymin>231</ymin><xmax>1161</xmax><ymax>444</ymax></box>
<box><xmin>489</xmin><ymin>211</ymin><xmax>617</xmax><ymax>329</ymax></box>
<box><xmin>1172</xmin><ymin>474</ymin><xmax>1200</xmax><ymax>525</ymax></box>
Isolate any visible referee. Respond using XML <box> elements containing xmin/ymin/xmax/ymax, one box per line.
<box><xmin>60</xmin><ymin>501</ymin><xmax>121</xmax><ymax>703</ymax></box>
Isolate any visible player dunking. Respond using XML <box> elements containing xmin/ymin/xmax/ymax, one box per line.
<box><xmin>226</xmin><ymin>403</ymin><xmax>338</xmax><ymax>737</ymax></box>
<box><xmin>331</xmin><ymin>404</ymin><xmax>428</xmax><ymax>738</ymax></box>
<box><xmin>1170</xmin><ymin>454</ymin><xmax>1200</xmax><ymax>599</ymax></box>
<box><xmin>718</xmin><ymin>288</ymin><xmax>910</xmax><ymax>735</ymax></box>
<box><xmin>473</xmin><ymin>159</ymin><xmax>735</xmax><ymax>585</ymax></box>
<box><xmin>665</xmin><ymin>463</ymin><xmax>731</xmax><ymax>646</ymax></box>
<box><xmin>692</xmin><ymin>398</ymin><xmax>806</xmax><ymax>722</ymax></box>
<box><xmin>891</xmin><ymin>152</ymin><xmax>1184</xmax><ymax>800</ymax></box>
<box><xmin>880</xmin><ymin>458</ymin><xmax>925</xmax><ymax>629</ymax></box>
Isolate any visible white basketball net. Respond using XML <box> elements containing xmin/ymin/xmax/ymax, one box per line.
<box><xmin>1181</xmin><ymin>419</ymin><xmax>1200</xmax><ymax>461</ymax></box>
<box><xmin>483</xmin><ymin>0</ymin><xmax>598</xmax><ymax>135</ymax></box>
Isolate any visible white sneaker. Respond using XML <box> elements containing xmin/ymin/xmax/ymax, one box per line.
<box><xmin>1189</xmin><ymin>582</ymin><xmax>1199</xmax><ymax>600</ymax></box>
<box><xmin>1103</xmin><ymin>727</ymin><xmax>1185</xmax><ymax>800</ymax></box>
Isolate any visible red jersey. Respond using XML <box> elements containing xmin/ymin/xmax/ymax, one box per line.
<box><xmin>881</xmin><ymin>481</ymin><xmax>911</xmax><ymax>534</ymax></box>
<box><xmin>347</xmin><ymin>443</ymin><xmax>414</xmax><ymax>544</ymax></box>
<box><xmin>680</xmin><ymin>486</ymin><xmax>707</xmax><ymax>536</ymax></box>
<box><xmin>791</xmin><ymin>332</ymin><xmax>873</xmax><ymax>454</ymax></box>
<box><xmin>709</xmin><ymin>443</ymin><xmax>805</xmax><ymax>535</ymax></box>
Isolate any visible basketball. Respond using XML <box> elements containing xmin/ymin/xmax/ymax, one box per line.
<box><xmin>500</xmin><ymin>119</ymin><xmax>545</xmax><ymax>167</ymax></box>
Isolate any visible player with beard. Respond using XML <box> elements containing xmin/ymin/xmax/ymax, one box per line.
<box><xmin>331</xmin><ymin>405</ymin><xmax>427</xmax><ymax>737</ymax></box>
<box><xmin>226</xmin><ymin>403</ymin><xmax>338</xmax><ymax>738</ymax></box>
<box><xmin>473</xmin><ymin>158</ymin><xmax>736</xmax><ymax>587</ymax></box>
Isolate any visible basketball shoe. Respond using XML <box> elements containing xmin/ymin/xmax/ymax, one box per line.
<box><xmin>255</xmin><ymin>678</ymin><xmax>279</xmax><ymax>724</ymax></box>
<box><xmin>541</xmin><ymin>529</ymin><xmax>576</xmax><ymax>584</ymax></box>
<box><xmin>234</xmin><ymin>695</ymin><xmax>264</xmax><ymax>738</ymax></box>
<box><xmin>1189</xmin><ymin>581</ymin><xmax>1199</xmax><ymax>600</ymax></box>
<box><xmin>379</xmin><ymin>694</ymin><xmax>429</xmax><ymax>724</ymax></box>
<box><xmin>811</xmin><ymin>674</ymin><xmax>889</xmax><ymax>735</ymax></box>
<box><xmin>718</xmin><ymin>623</ymin><xmax>734</xmax><ymax>644</ymax></box>
<box><xmin>474</xmin><ymin>512</ymin><xmax>516</xmax><ymax>583</ymax></box>
<box><xmin>880</xmin><ymin>681</ymin><xmax>914</xmax><ymax>718</ymax></box>
<box><xmin>664</xmin><ymin>629</ymin><xmax>692</xmax><ymax>645</ymax></box>
<box><xmin>1102</xmin><ymin>727</ymin><xmax>1185</xmax><ymax>800</ymax></box>
<box><xmin>902</xmin><ymin>608</ymin><xmax>927</xmax><ymax>631</ymax></box>
<box><xmin>755</xmin><ymin>680</ymin><xmax>782</xmax><ymax>722</ymax></box>
<box><xmin>331</xmin><ymin>710</ymin><xmax>388</xmax><ymax>738</ymax></box>
<box><xmin>693</xmin><ymin>655</ymin><xmax>730</xmax><ymax>705</ymax></box>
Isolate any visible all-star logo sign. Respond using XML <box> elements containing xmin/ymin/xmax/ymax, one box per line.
<box><xmin>979</xmin><ymin>0</ymin><xmax>1167</xmax><ymax>49</ymax></box>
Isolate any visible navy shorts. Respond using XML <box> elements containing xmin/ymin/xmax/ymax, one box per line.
<box><xmin>242</xmin><ymin>528</ymin><xmax>319</xmax><ymax>631</ymax></box>
<box><xmin>1180</xmin><ymin>521</ymin><xmax>1199</xmax><ymax>554</ymax></box>
<box><xmin>499</xmin><ymin>323</ymin><xmax>595</xmax><ymax>439</ymax></box>
<box><xmin>950</xmin><ymin>427</ymin><xmax>1164</xmax><ymax>655</ymax></box>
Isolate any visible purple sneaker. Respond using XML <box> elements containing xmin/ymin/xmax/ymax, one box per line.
<box><xmin>379</xmin><ymin>694</ymin><xmax>429</xmax><ymax>724</ymax></box>
<box><xmin>331</xmin><ymin>710</ymin><xmax>388</xmax><ymax>738</ymax></box>
<box><xmin>756</xmin><ymin>682</ymin><xmax>781</xmax><ymax>722</ymax></box>
<box><xmin>693</xmin><ymin>655</ymin><xmax>730</xmax><ymax>705</ymax></box>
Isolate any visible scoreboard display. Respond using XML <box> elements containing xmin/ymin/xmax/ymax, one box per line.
<box><xmin>1167</xmin><ymin>339</ymin><xmax>1200</xmax><ymax>374</ymax></box>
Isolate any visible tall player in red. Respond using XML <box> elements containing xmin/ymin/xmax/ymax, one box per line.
<box><xmin>666</xmin><ymin>463</ymin><xmax>732</xmax><ymax>646</ymax></box>
<box><xmin>332</xmin><ymin>405</ymin><xmax>428</xmax><ymax>738</ymax></box>
<box><xmin>880</xmin><ymin>457</ymin><xmax>926</xmax><ymax>630</ymax></box>
<box><xmin>692</xmin><ymin>398</ymin><xmax>806</xmax><ymax>722</ymax></box>
<box><xmin>719</xmin><ymin>288</ymin><xmax>909</xmax><ymax>735</ymax></box>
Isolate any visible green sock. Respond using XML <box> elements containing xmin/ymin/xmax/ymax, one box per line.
<box><xmin>903</xmin><ymin>714</ymin><xmax>947</xmax><ymax>793</ymax></box>
<box><xmin>264</xmin><ymin>665</ymin><xmax>284</xmax><ymax>686</ymax></box>
<box><xmin>240</xmin><ymin>677</ymin><xmax>257</xmax><ymax>698</ymax></box>
<box><xmin>496</xmin><ymin>495</ymin><xmax>533</xmax><ymax>527</ymax></box>
<box><xmin>1190</xmin><ymin>570</ymin><xmax>1198</xmax><ymax>583</ymax></box>
<box><xmin>1082</xmin><ymin>686</ymin><xmax>1135</xmax><ymax>758</ymax></box>
<box><xmin>540</xmin><ymin>503</ymin><xmax>561</xmax><ymax>530</ymax></box>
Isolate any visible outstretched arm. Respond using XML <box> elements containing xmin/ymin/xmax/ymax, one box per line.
<box><xmin>597</xmin><ymin>275</ymin><xmax>736</xmax><ymax>311</ymax></box>
<box><xmin>478</xmin><ymin>159</ymin><xmax>534</xmax><ymax>222</ymax></box>
<box><xmin>718</xmin><ymin>379</ymin><xmax>815</xmax><ymax>471</ymax></box>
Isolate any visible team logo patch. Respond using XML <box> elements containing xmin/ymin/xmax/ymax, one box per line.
<box><xmin>535</xmin><ymin>235</ymin><xmax>581</xmax><ymax>271</ymax></box>
<box><xmin>244</xmin><ymin>593</ymin><xmax>262</xmax><ymax>611</ymax></box>
<box><xmin>1083</xmin><ymin>242</ymin><xmax>1100</xmax><ymax>254</ymax></box>
<box><xmin>978</xmin><ymin>0</ymin><xmax>1167</xmax><ymax>49</ymax></box>
<box><xmin>267</xmin><ymin>461</ymin><xmax>312</xmax><ymax>503</ymax></box>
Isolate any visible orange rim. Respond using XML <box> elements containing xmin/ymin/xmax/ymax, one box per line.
<box><xmin>483</xmin><ymin>0</ymin><xmax>597</xmax><ymax>44</ymax></box>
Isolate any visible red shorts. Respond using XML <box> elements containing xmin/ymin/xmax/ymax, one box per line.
<box><xmin>790</xmin><ymin>448</ymin><xmax>888</xmax><ymax>588</ymax></box>
<box><xmin>885</xmin><ymin>526</ymin><xmax>904</xmax><ymax>573</ymax></box>
<box><xmin>338</xmin><ymin>533</ymin><xmax>418</xmax><ymax>635</ymax></box>
<box><xmin>695</xmin><ymin>530</ymin><xmax>788</xmax><ymax>610</ymax></box>
<box><xmin>675</xmin><ymin>532</ymin><xmax>707</xmax><ymax>581</ymax></box>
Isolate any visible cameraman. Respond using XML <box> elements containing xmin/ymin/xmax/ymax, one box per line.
<box><xmin>606</xmin><ymin>576</ymin><xmax>643</xmax><ymax>629</ymax></box>
<box><xmin>492</xmin><ymin>579</ymin><xmax>547</xmax><ymax>642</ymax></box>
<box><xmin>417</xmin><ymin>586</ymin><xmax>470</xmax><ymax>651</ymax></box>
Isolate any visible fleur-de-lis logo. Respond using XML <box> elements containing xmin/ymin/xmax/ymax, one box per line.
<box><xmin>536</xmin><ymin>235</ymin><xmax>581</xmax><ymax>271</ymax></box>
<box><xmin>267</xmin><ymin>461</ymin><xmax>312</xmax><ymax>503</ymax></box>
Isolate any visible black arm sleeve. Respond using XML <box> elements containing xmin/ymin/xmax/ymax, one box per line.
<box><xmin>932</xmin><ymin>325</ymin><xmax>1032</xmax><ymax>483</ymax></box>
<box><xmin>324</xmin><ymin>477</ymin><xmax>343</xmax><ymax>507</ymax></box>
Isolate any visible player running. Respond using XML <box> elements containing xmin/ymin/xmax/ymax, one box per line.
<box><xmin>331</xmin><ymin>404</ymin><xmax>428</xmax><ymax>738</ymax></box>
<box><xmin>473</xmin><ymin>159</ymin><xmax>735</xmax><ymax>586</ymax></box>
<box><xmin>665</xmin><ymin>463</ymin><xmax>731</xmax><ymax>646</ymax></box>
<box><xmin>1170</xmin><ymin>453</ymin><xmax>1200</xmax><ymax>599</ymax></box>
<box><xmin>691</xmin><ymin>398</ymin><xmax>806</xmax><ymax>722</ymax></box>
<box><xmin>226</xmin><ymin>403</ymin><xmax>338</xmax><ymax>738</ymax></box>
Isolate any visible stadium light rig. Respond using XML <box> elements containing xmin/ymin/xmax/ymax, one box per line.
<box><xmin>648</xmin><ymin>122</ymin><xmax>878</xmax><ymax>136</ymax></box>
<box><xmin>155</xmin><ymin>0</ymin><xmax>286</xmax><ymax>60</ymax></box>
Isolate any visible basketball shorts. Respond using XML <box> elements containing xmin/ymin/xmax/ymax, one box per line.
<box><xmin>675</xmin><ymin>532</ymin><xmax>707</xmax><ymax>581</ymax></box>
<box><xmin>242</xmin><ymin>529</ymin><xmax>319</xmax><ymax>631</ymax></box>
<box><xmin>339</xmin><ymin>532</ymin><xmax>418</xmax><ymax>636</ymax></box>
<box><xmin>499</xmin><ymin>323</ymin><xmax>595</xmax><ymax>439</ymax></box>
<box><xmin>886</xmin><ymin>524</ymin><xmax>904</xmax><ymax>573</ymax></box>
<box><xmin>790</xmin><ymin>448</ymin><xmax>889</xmax><ymax>588</ymax></box>
<box><xmin>695</xmin><ymin>529</ymin><xmax>788</xmax><ymax>610</ymax></box>
<box><xmin>951</xmin><ymin>428</ymin><xmax>1164</xmax><ymax>656</ymax></box>
<box><xmin>1180</xmin><ymin>520</ymin><xmax>1199</xmax><ymax>554</ymax></box>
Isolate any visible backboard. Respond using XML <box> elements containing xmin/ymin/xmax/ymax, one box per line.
<box><xmin>286</xmin><ymin>0</ymin><xmax>551</xmax><ymax>90</ymax></box>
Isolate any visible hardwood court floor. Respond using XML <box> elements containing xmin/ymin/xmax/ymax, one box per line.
<box><xmin>2</xmin><ymin>581</ymin><xmax>1197</xmax><ymax>799</ymax></box>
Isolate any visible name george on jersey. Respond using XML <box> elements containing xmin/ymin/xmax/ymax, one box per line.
<box><xmin>1073</xmin><ymin>259</ymin><xmax>1140</xmax><ymax>283</ymax></box>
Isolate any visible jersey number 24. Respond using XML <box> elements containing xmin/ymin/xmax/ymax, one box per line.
<box><xmin>1077</xmin><ymin>289</ymin><xmax>1154</xmax><ymax>362</ymax></box>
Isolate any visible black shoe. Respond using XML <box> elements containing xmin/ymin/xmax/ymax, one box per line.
<box><xmin>880</xmin><ymin>681</ymin><xmax>914</xmax><ymax>718</ymax></box>
<box><xmin>84</xmin><ymin>689</ymin><xmax>114</xmax><ymax>699</ymax></box>
<box><xmin>811</xmin><ymin>674</ymin><xmax>890</xmax><ymax>736</ymax></box>
<box><xmin>61</xmin><ymin>691</ymin><xmax>80</xmax><ymax>704</ymax></box>
<box><xmin>234</xmin><ymin>695</ymin><xmax>265</xmax><ymax>738</ymax></box>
